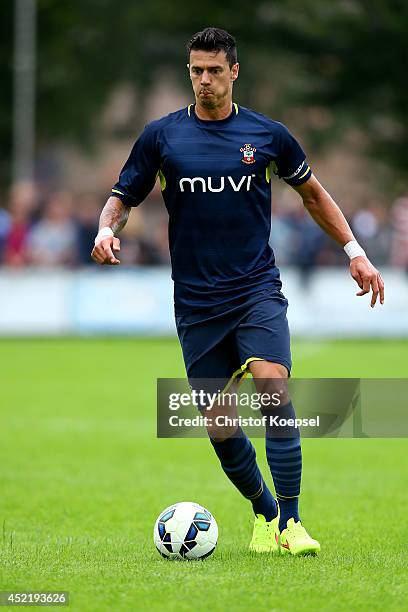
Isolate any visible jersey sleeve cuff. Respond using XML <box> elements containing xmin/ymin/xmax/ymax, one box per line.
<box><xmin>110</xmin><ymin>188</ymin><xmax>139</xmax><ymax>206</ymax></box>
<box><xmin>282</xmin><ymin>162</ymin><xmax>312</xmax><ymax>187</ymax></box>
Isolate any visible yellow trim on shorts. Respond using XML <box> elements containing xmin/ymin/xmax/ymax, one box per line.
<box><xmin>241</xmin><ymin>356</ymin><xmax>264</xmax><ymax>371</ymax></box>
<box><xmin>221</xmin><ymin>357</ymin><xmax>265</xmax><ymax>394</ymax></box>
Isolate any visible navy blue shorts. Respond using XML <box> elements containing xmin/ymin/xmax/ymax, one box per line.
<box><xmin>175</xmin><ymin>293</ymin><xmax>292</xmax><ymax>389</ymax></box>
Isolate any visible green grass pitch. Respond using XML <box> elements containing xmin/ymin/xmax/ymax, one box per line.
<box><xmin>0</xmin><ymin>338</ymin><xmax>407</xmax><ymax>611</ymax></box>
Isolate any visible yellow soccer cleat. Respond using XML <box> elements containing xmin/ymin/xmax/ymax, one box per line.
<box><xmin>249</xmin><ymin>513</ymin><xmax>280</xmax><ymax>553</ymax></box>
<box><xmin>279</xmin><ymin>518</ymin><xmax>320</xmax><ymax>556</ymax></box>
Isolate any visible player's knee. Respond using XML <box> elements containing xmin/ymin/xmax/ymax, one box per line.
<box><xmin>249</xmin><ymin>360</ymin><xmax>289</xmax><ymax>381</ymax></box>
<box><xmin>247</xmin><ymin>361</ymin><xmax>289</xmax><ymax>406</ymax></box>
<box><xmin>206</xmin><ymin>423</ymin><xmax>240</xmax><ymax>442</ymax></box>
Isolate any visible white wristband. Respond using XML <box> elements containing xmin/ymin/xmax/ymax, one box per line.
<box><xmin>95</xmin><ymin>227</ymin><xmax>114</xmax><ymax>244</ymax></box>
<box><xmin>344</xmin><ymin>240</ymin><xmax>366</xmax><ymax>260</ymax></box>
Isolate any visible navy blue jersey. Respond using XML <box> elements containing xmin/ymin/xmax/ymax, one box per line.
<box><xmin>112</xmin><ymin>104</ymin><xmax>312</xmax><ymax>315</ymax></box>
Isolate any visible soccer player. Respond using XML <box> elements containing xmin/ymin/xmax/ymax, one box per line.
<box><xmin>91</xmin><ymin>27</ymin><xmax>384</xmax><ymax>556</ymax></box>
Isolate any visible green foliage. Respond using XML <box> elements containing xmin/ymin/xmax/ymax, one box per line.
<box><xmin>257</xmin><ymin>0</ymin><xmax>408</xmax><ymax>173</ymax></box>
<box><xmin>1</xmin><ymin>0</ymin><xmax>407</xmax><ymax>185</ymax></box>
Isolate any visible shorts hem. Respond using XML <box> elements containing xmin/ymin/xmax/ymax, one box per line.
<box><xmin>222</xmin><ymin>355</ymin><xmax>291</xmax><ymax>393</ymax></box>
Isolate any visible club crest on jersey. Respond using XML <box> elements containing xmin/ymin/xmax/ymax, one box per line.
<box><xmin>240</xmin><ymin>143</ymin><xmax>256</xmax><ymax>165</ymax></box>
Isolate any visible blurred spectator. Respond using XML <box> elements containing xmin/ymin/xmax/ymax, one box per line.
<box><xmin>120</xmin><ymin>206</ymin><xmax>164</xmax><ymax>265</ymax></box>
<box><xmin>0</xmin><ymin>207</ymin><xmax>11</xmax><ymax>261</ymax></box>
<box><xmin>3</xmin><ymin>200</ymin><xmax>30</xmax><ymax>267</ymax></box>
<box><xmin>294</xmin><ymin>211</ymin><xmax>326</xmax><ymax>282</ymax></box>
<box><xmin>27</xmin><ymin>191</ymin><xmax>78</xmax><ymax>266</ymax></box>
<box><xmin>270</xmin><ymin>215</ymin><xmax>300</xmax><ymax>265</ymax></box>
<box><xmin>390</xmin><ymin>197</ymin><xmax>408</xmax><ymax>269</ymax></box>
<box><xmin>351</xmin><ymin>202</ymin><xmax>391</xmax><ymax>265</ymax></box>
<box><xmin>270</xmin><ymin>188</ymin><xmax>327</xmax><ymax>280</ymax></box>
<box><xmin>2</xmin><ymin>182</ymin><xmax>37</xmax><ymax>267</ymax></box>
<box><xmin>270</xmin><ymin>187</ymin><xmax>301</xmax><ymax>265</ymax></box>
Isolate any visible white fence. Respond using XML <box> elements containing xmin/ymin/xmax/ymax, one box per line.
<box><xmin>0</xmin><ymin>267</ymin><xmax>406</xmax><ymax>337</ymax></box>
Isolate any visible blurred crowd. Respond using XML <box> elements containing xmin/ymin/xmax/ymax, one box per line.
<box><xmin>0</xmin><ymin>181</ymin><xmax>407</xmax><ymax>271</ymax></box>
<box><xmin>0</xmin><ymin>183</ymin><xmax>170</xmax><ymax>268</ymax></box>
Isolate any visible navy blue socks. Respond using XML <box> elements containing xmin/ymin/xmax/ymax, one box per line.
<box><xmin>209</xmin><ymin>400</ymin><xmax>302</xmax><ymax>532</ymax></box>
<box><xmin>264</xmin><ymin>401</ymin><xmax>302</xmax><ymax>531</ymax></box>
<box><xmin>210</xmin><ymin>428</ymin><xmax>278</xmax><ymax>522</ymax></box>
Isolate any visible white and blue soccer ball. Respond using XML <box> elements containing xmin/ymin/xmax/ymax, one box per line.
<box><xmin>153</xmin><ymin>501</ymin><xmax>218</xmax><ymax>560</ymax></box>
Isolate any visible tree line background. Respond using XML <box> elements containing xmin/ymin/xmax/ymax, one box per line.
<box><xmin>0</xmin><ymin>0</ymin><xmax>407</xmax><ymax>193</ymax></box>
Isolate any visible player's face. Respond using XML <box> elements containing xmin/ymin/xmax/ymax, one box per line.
<box><xmin>188</xmin><ymin>50</ymin><xmax>239</xmax><ymax>109</ymax></box>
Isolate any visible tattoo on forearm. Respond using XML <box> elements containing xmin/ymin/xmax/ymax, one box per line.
<box><xmin>99</xmin><ymin>197</ymin><xmax>131</xmax><ymax>234</ymax></box>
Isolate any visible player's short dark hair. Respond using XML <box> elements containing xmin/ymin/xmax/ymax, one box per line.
<box><xmin>187</xmin><ymin>27</ymin><xmax>237</xmax><ymax>68</ymax></box>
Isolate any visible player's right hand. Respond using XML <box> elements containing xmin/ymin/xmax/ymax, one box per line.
<box><xmin>350</xmin><ymin>255</ymin><xmax>384</xmax><ymax>307</ymax></box>
<box><xmin>91</xmin><ymin>235</ymin><xmax>121</xmax><ymax>265</ymax></box>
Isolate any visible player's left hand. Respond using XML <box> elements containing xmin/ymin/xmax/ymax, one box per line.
<box><xmin>349</xmin><ymin>256</ymin><xmax>384</xmax><ymax>307</ymax></box>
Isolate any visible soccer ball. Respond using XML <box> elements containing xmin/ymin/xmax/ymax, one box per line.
<box><xmin>153</xmin><ymin>501</ymin><xmax>218</xmax><ymax>560</ymax></box>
